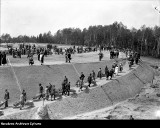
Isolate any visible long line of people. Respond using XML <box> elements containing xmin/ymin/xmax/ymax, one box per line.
<box><xmin>1</xmin><ymin>57</ymin><xmax>140</xmax><ymax>111</ymax></box>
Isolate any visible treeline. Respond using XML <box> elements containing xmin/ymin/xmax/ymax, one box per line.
<box><xmin>0</xmin><ymin>21</ymin><xmax>160</xmax><ymax>57</ymax></box>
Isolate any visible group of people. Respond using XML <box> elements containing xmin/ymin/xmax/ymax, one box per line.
<box><xmin>110</xmin><ymin>49</ymin><xmax>119</xmax><ymax>59</ymax></box>
<box><xmin>2</xmin><ymin>89</ymin><xmax>27</xmax><ymax>110</ymax></box>
<box><xmin>76</xmin><ymin>61</ymin><xmax>123</xmax><ymax>91</ymax></box>
<box><xmin>37</xmin><ymin>83</ymin><xmax>56</xmax><ymax>101</ymax></box>
<box><xmin>128</xmin><ymin>51</ymin><xmax>140</xmax><ymax>70</ymax></box>
<box><xmin>0</xmin><ymin>51</ymin><xmax>7</xmax><ymax>66</ymax></box>
<box><xmin>97</xmin><ymin>62</ymin><xmax>123</xmax><ymax>81</ymax></box>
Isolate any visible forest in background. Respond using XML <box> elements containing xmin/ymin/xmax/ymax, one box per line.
<box><xmin>1</xmin><ymin>21</ymin><xmax>160</xmax><ymax>57</ymax></box>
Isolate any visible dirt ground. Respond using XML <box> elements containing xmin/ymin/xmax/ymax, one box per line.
<box><xmin>0</xmin><ymin>49</ymin><xmax>159</xmax><ymax>120</ymax></box>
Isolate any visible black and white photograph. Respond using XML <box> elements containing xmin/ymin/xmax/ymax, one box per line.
<box><xmin>0</xmin><ymin>0</ymin><xmax>160</xmax><ymax>121</ymax></box>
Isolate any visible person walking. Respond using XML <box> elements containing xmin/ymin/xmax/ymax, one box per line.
<box><xmin>68</xmin><ymin>52</ymin><xmax>71</xmax><ymax>63</ymax></box>
<box><xmin>22</xmin><ymin>90</ymin><xmax>27</xmax><ymax>102</ymax></box>
<box><xmin>62</xmin><ymin>81</ymin><xmax>66</xmax><ymax>95</ymax></box>
<box><xmin>2</xmin><ymin>52</ymin><xmax>7</xmax><ymax>66</ymax></box>
<box><xmin>80</xmin><ymin>72</ymin><xmax>85</xmax><ymax>83</ymax></box>
<box><xmin>109</xmin><ymin>68</ymin><xmax>114</xmax><ymax>80</ymax></box>
<box><xmin>88</xmin><ymin>73</ymin><xmax>92</xmax><ymax>87</ymax></box>
<box><xmin>38</xmin><ymin>83</ymin><xmax>44</xmax><ymax>100</ymax></box>
<box><xmin>92</xmin><ymin>70</ymin><xmax>96</xmax><ymax>81</ymax></box>
<box><xmin>66</xmin><ymin>82</ymin><xmax>71</xmax><ymax>96</ymax></box>
<box><xmin>65</xmin><ymin>52</ymin><xmax>68</xmax><ymax>63</ymax></box>
<box><xmin>115</xmin><ymin>65</ymin><xmax>119</xmax><ymax>76</ymax></box>
<box><xmin>105</xmin><ymin>65</ymin><xmax>110</xmax><ymax>80</ymax></box>
<box><xmin>64</xmin><ymin>76</ymin><xmax>68</xmax><ymax>85</ymax></box>
<box><xmin>97</xmin><ymin>68</ymin><xmax>102</xmax><ymax>79</ymax></box>
<box><xmin>40</xmin><ymin>52</ymin><xmax>44</xmax><ymax>65</ymax></box>
<box><xmin>119</xmin><ymin>63</ymin><xmax>123</xmax><ymax>72</ymax></box>
<box><xmin>4</xmin><ymin>89</ymin><xmax>10</xmax><ymax>108</ymax></box>
<box><xmin>50</xmin><ymin>85</ymin><xmax>56</xmax><ymax>101</ymax></box>
<box><xmin>45</xmin><ymin>86</ymin><xmax>49</xmax><ymax>100</ymax></box>
<box><xmin>20</xmin><ymin>92</ymin><xmax>25</xmax><ymax>110</ymax></box>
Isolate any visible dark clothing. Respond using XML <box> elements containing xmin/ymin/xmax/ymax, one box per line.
<box><xmin>109</xmin><ymin>69</ymin><xmax>114</xmax><ymax>79</ymax></box>
<box><xmin>2</xmin><ymin>53</ymin><xmax>7</xmax><ymax>65</ymax></box>
<box><xmin>80</xmin><ymin>74</ymin><xmax>85</xmax><ymax>81</ymax></box>
<box><xmin>38</xmin><ymin>53</ymin><xmax>40</xmax><ymax>61</ymax></box>
<box><xmin>29</xmin><ymin>57</ymin><xmax>34</xmax><ymax>65</ymax></box>
<box><xmin>88</xmin><ymin>75</ymin><xmax>92</xmax><ymax>87</ymax></box>
<box><xmin>105</xmin><ymin>67</ymin><xmax>110</xmax><ymax>79</ymax></box>
<box><xmin>4</xmin><ymin>91</ymin><xmax>10</xmax><ymax>100</ymax></box>
<box><xmin>66</xmin><ymin>83</ymin><xmax>70</xmax><ymax>96</ymax></box>
<box><xmin>65</xmin><ymin>53</ymin><xmax>68</xmax><ymax>63</ymax></box>
<box><xmin>39</xmin><ymin>86</ymin><xmax>44</xmax><ymax>99</ymax></box>
<box><xmin>97</xmin><ymin>70</ymin><xmax>102</xmax><ymax>79</ymax></box>
<box><xmin>99</xmin><ymin>53</ymin><xmax>103</xmax><ymax>61</ymax></box>
<box><xmin>4</xmin><ymin>91</ymin><xmax>9</xmax><ymax>108</ymax></box>
<box><xmin>39</xmin><ymin>86</ymin><xmax>43</xmax><ymax>93</ymax></box>
<box><xmin>68</xmin><ymin>53</ymin><xmax>71</xmax><ymax>63</ymax></box>
<box><xmin>22</xmin><ymin>91</ymin><xmax>27</xmax><ymax>102</ymax></box>
<box><xmin>64</xmin><ymin>77</ymin><xmax>68</xmax><ymax>85</ymax></box>
<box><xmin>62</xmin><ymin>81</ymin><xmax>66</xmax><ymax>95</ymax></box>
<box><xmin>0</xmin><ymin>53</ymin><xmax>2</xmax><ymax>65</ymax></box>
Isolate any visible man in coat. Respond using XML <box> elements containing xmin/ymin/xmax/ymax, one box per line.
<box><xmin>109</xmin><ymin>68</ymin><xmax>114</xmax><ymax>80</ymax></box>
<box><xmin>62</xmin><ymin>81</ymin><xmax>66</xmax><ymax>95</ymax></box>
<box><xmin>50</xmin><ymin>84</ymin><xmax>56</xmax><ymax>100</ymax></box>
<box><xmin>39</xmin><ymin>83</ymin><xmax>44</xmax><ymax>100</ymax></box>
<box><xmin>67</xmin><ymin>52</ymin><xmax>71</xmax><ymax>63</ymax></box>
<box><xmin>66</xmin><ymin>82</ymin><xmax>71</xmax><ymax>96</ymax></box>
<box><xmin>80</xmin><ymin>72</ymin><xmax>85</xmax><ymax>83</ymax></box>
<box><xmin>88</xmin><ymin>74</ymin><xmax>92</xmax><ymax>87</ymax></box>
<box><xmin>20</xmin><ymin>92</ymin><xmax>25</xmax><ymax>110</ymax></box>
<box><xmin>105</xmin><ymin>65</ymin><xmax>110</xmax><ymax>80</ymax></box>
<box><xmin>97</xmin><ymin>68</ymin><xmax>102</xmax><ymax>79</ymax></box>
<box><xmin>4</xmin><ymin>89</ymin><xmax>9</xmax><ymax>108</ymax></box>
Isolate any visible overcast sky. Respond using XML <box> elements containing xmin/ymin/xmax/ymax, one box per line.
<box><xmin>1</xmin><ymin>0</ymin><xmax>160</xmax><ymax>37</ymax></box>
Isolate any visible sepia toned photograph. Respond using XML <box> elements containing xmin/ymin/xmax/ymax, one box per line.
<box><xmin>0</xmin><ymin>0</ymin><xmax>160</xmax><ymax>121</ymax></box>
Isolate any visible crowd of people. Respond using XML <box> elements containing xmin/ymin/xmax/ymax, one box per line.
<box><xmin>0</xmin><ymin>43</ymin><xmax>142</xmax><ymax>111</ymax></box>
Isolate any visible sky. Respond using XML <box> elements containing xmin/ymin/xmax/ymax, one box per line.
<box><xmin>1</xmin><ymin>0</ymin><xmax>160</xmax><ymax>37</ymax></box>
